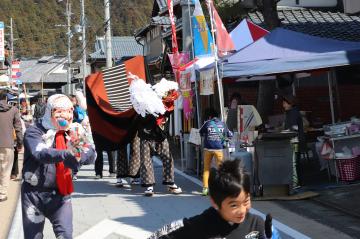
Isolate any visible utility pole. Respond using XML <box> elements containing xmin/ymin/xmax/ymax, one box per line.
<box><xmin>9</xmin><ymin>18</ymin><xmax>14</xmax><ymax>82</ymax></box>
<box><xmin>207</xmin><ymin>1</ymin><xmax>225</xmax><ymax>121</ymax></box>
<box><xmin>104</xmin><ymin>0</ymin><xmax>112</xmax><ymax>68</ymax></box>
<box><xmin>80</xmin><ymin>0</ymin><xmax>87</xmax><ymax>95</ymax></box>
<box><xmin>66</xmin><ymin>0</ymin><xmax>72</xmax><ymax>95</ymax></box>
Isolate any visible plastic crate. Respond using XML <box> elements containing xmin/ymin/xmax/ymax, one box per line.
<box><xmin>336</xmin><ymin>156</ymin><xmax>360</xmax><ymax>181</ymax></box>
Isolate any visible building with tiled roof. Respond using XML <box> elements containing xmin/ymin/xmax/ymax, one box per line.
<box><xmin>90</xmin><ymin>36</ymin><xmax>143</xmax><ymax>60</ymax></box>
<box><xmin>89</xmin><ymin>36</ymin><xmax>143</xmax><ymax>72</ymax></box>
<box><xmin>247</xmin><ymin>7</ymin><xmax>360</xmax><ymax>41</ymax></box>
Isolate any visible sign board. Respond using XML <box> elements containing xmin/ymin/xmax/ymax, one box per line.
<box><xmin>237</xmin><ymin>105</ymin><xmax>262</xmax><ymax>144</ymax></box>
<box><xmin>188</xmin><ymin>128</ymin><xmax>201</xmax><ymax>145</ymax></box>
<box><xmin>16</xmin><ymin>79</ymin><xmax>22</xmax><ymax>85</ymax></box>
<box><xmin>0</xmin><ymin>22</ymin><xmax>4</xmax><ymax>61</ymax></box>
<box><xmin>199</xmin><ymin>68</ymin><xmax>214</xmax><ymax>95</ymax></box>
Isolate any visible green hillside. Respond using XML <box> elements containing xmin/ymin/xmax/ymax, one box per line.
<box><xmin>0</xmin><ymin>0</ymin><xmax>153</xmax><ymax>58</ymax></box>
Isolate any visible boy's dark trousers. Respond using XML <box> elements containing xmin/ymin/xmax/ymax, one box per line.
<box><xmin>95</xmin><ymin>149</ymin><xmax>116</xmax><ymax>176</ymax></box>
<box><xmin>21</xmin><ymin>183</ymin><xmax>73</xmax><ymax>239</ymax></box>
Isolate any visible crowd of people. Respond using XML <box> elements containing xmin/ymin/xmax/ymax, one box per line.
<box><xmin>0</xmin><ymin>84</ymin><xmax>283</xmax><ymax>239</ymax></box>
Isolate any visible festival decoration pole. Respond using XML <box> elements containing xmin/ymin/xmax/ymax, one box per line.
<box><xmin>206</xmin><ymin>0</ymin><xmax>225</xmax><ymax>121</ymax></box>
<box><xmin>187</xmin><ymin>0</ymin><xmax>201</xmax><ymax>128</ymax></box>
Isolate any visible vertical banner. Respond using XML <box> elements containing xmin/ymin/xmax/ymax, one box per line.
<box><xmin>192</xmin><ymin>0</ymin><xmax>213</xmax><ymax>58</ymax></box>
<box><xmin>179</xmin><ymin>70</ymin><xmax>193</xmax><ymax>119</ymax></box>
<box><xmin>168</xmin><ymin>52</ymin><xmax>195</xmax><ymax>120</ymax></box>
<box><xmin>168</xmin><ymin>52</ymin><xmax>190</xmax><ymax>73</ymax></box>
<box><xmin>167</xmin><ymin>0</ymin><xmax>178</xmax><ymax>54</ymax></box>
<box><xmin>200</xmin><ymin>68</ymin><xmax>214</xmax><ymax>95</ymax></box>
<box><xmin>12</xmin><ymin>60</ymin><xmax>21</xmax><ymax>79</ymax></box>
<box><xmin>0</xmin><ymin>22</ymin><xmax>4</xmax><ymax>61</ymax></box>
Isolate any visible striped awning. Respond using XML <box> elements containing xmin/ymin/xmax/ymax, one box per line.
<box><xmin>102</xmin><ymin>64</ymin><xmax>132</xmax><ymax>112</ymax></box>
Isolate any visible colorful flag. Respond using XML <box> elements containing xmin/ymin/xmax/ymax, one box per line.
<box><xmin>192</xmin><ymin>0</ymin><xmax>214</xmax><ymax>57</ymax></box>
<box><xmin>207</xmin><ymin>0</ymin><xmax>235</xmax><ymax>57</ymax></box>
<box><xmin>230</xmin><ymin>19</ymin><xmax>269</xmax><ymax>51</ymax></box>
<box><xmin>167</xmin><ymin>0</ymin><xmax>178</xmax><ymax>54</ymax></box>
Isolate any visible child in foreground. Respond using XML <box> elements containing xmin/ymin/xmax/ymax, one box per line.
<box><xmin>148</xmin><ymin>159</ymin><xmax>265</xmax><ymax>239</ymax></box>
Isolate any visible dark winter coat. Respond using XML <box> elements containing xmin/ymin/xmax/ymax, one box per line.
<box><xmin>150</xmin><ymin>207</ymin><xmax>265</xmax><ymax>239</ymax></box>
<box><xmin>0</xmin><ymin>100</ymin><xmax>23</xmax><ymax>148</ymax></box>
<box><xmin>22</xmin><ymin>122</ymin><xmax>96</xmax><ymax>190</ymax></box>
<box><xmin>284</xmin><ymin>106</ymin><xmax>306</xmax><ymax>151</ymax></box>
<box><xmin>199</xmin><ymin>118</ymin><xmax>233</xmax><ymax>150</ymax></box>
<box><xmin>137</xmin><ymin>114</ymin><xmax>169</xmax><ymax>142</ymax></box>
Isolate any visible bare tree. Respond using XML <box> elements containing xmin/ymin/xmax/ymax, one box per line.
<box><xmin>256</xmin><ymin>0</ymin><xmax>280</xmax><ymax>122</ymax></box>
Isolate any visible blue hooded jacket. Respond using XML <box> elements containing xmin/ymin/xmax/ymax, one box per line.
<box><xmin>199</xmin><ymin>118</ymin><xmax>233</xmax><ymax>150</ymax></box>
<box><xmin>22</xmin><ymin>122</ymin><xmax>96</xmax><ymax>190</ymax></box>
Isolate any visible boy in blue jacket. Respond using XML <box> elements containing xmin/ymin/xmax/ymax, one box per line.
<box><xmin>21</xmin><ymin>94</ymin><xmax>96</xmax><ymax>239</ymax></box>
<box><xmin>199</xmin><ymin>108</ymin><xmax>233</xmax><ymax>196</ymax></box>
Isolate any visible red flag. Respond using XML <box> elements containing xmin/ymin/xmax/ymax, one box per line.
<box><xmin>167</xmin><ymin>0</ymin><xmax>178</xmax><ymax>54</ymax></box>
<box><xmin>208</xmin><ymin>1</ymin><xmax>235</xmax><ymax>57</ymax></box>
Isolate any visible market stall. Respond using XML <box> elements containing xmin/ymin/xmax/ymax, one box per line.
<box><xmin>218</xmin><ymin>28</ymin><xmax>360</xmax><ymax>194</ymax></box>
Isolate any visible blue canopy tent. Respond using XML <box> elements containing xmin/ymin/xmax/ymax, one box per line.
<box><xmin>220</xmin><ymin>28</ymin><xmax>360</xmax><ymax>78</ymax></box>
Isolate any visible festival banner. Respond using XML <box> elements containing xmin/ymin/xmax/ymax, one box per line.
<box><xmin>168</xmin><ymin>52</ymin><xmax>196</xmax><ymax>119</ymax></box>
<box><xmin>167</xmin><ymin>0</ymin><xmax>178</xmax><ymax>54</ymax></box>
<box><xmin>179</xmin><ymin>70</ymin><xmax>193</xmax><ymax>119</ymax></box>
<box><xmin>192</xmin><ymin>0</ymin><xmax>214</xmax><ymax>57</ymax></box>
<box><xmin>207</xmin><ymin>0</ymin><xmax>235</xmax><ymax>57</ymax></box>
<box><xmin>0</xmin><ymin>22</ymin><xmax>4</xmax><ymax>61</ymax></box>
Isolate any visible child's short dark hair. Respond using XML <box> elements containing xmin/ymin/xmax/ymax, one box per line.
<box><xmin>209</xmin><ymin>159</ymin><xmax>250</xmax><ymax>208</ymax></box>
<box><xmin>204</xmin><ymin>107</ymin><xmax>218</xmax><ymax>119</ymax></box>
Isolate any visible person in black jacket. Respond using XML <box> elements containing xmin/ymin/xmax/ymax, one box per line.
<box><xmin>138</xmin><ymin>112</ymin><xmax>182</xmax><ymax>196</ymax></box>
<box><xmin>149</xmin><ymin>159</ymin><xmax>265</xmax><ymax>239</ymax></box>
<box><xmin>282</xmin><ymin>94</ymin><xmax>305</xmax><ymax>188</ymax></box>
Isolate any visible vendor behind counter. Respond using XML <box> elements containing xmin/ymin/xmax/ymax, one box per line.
<box><xmin>282</xmin><ymin>94</ymin><xmax>306</xmax><ymax>151</ymax></box>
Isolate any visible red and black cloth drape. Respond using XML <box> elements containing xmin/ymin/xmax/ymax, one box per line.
<box><xmin>86</xmin><ymin>55</ymin><xmax>146</xmax><ymax>151</ymax></box>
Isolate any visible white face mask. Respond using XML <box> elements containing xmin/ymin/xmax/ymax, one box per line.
<box><xmin>51</xmin><ymin>107</ymin><xmax>73</xmax><ymax>130</ymax></box>
<box><xmin>42</xmin><ymin>94</ymin><xmax>74</xmax><ymax>130</ymax></box>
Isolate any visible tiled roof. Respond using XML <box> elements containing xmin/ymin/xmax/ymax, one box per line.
<box><xmin>90</xmin><ymin>36</ymin><xmax>143</xmax><ymax>60</ymax></box>
<box><xmin>247</xmin><ymin>8</ymin><xmax>360</xmax><ymax>42</ymax></box>
<box><xmin>20</xmin><ymin>57</ymin><xmax>67</xmax><ymax>83</ymax></box>
<box><xmin>134</xmin><ymin>16</ymin><xmax>180</xmax><ymax>38</ymax></box>
<box><xmin>153</xmin><ymin>0</ymin><xmax>182</xmax><ymax>16</ymax></box>
<box><xmin>151</xmin><ymin>16</ymin><xmax>173</xmax><ymax>26</ymax></box>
